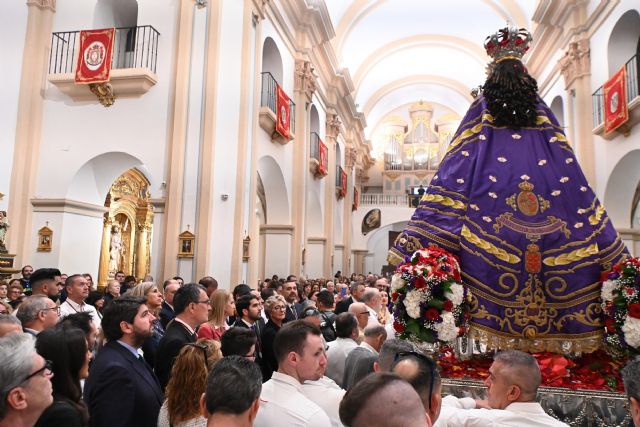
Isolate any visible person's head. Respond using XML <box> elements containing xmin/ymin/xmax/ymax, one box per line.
<box><xmin>348</xmin><ymin>302</ymin><xmax>370</xmax><ymax>329</ymax></box>
<box><xmin>125</xmin><ymin>282</ymin><xmax>163</xmax><ymax>310</ymax></box>
<box><xmin>0</xmin><ymin>301</ymin><xmax>11</xmax><ymax>315</ymax></box>
<box><xmin>325</xmin><ymin>281</ymin><xmax>335</xmax><ymax>293</ymax></box>
<box><xmin>21</xmin><ymin>265</ymin><xmax>33</xmax><ymax>279</ymax></box>
<box><xmin>339</xmin><ymin>372</ymin><xmax>428</xmax><ymax>427</ymax></box>
<box><xmin>123</xmin><ymin>275</ymin><xmax>136</xmax><ymax>286</ymax></box>
<box><xmin>173</xmin><ymin>284</ymin><xmax>210</xmax><ymax>328</ymax></box>
<box><xmin>220</xmin><ymin>327</ymin><xmax>256</xmax><ymax>359</ymax></box>
<box><xmin>114</xmin><ymin>271</ymin><xmax>125</xmax><ymax>283</ymax></box>
<box><xmin>163</xmin><ymin>279</ymin><xmax>180</xmax><ymax>305</ymax></box>
<box><xmin>208</xmin><ymin>289</ymin><xmax>234</xmax><ymax>327</ymax></box>
<box><xmin>263</xmin><ymin>295</ymin><xmax>286</xmax><ymax>323</ymax></box>
<box><xmin>143</xmin><ymin>274</ymin><xmax>154</xmax><ymax>283</ymax></box>
<box><xmin>363</xmin><ymin>324</ymin><xmax>387</xmax><ymax>352</ymax></box>
<box><xmin>0</xmin><ymin>282</ymin><xmax>7</xmax><ymax>299</ymax></box>
<box><xmin>335</xmin><ymin>312</ymin><xmax>359</xmax><ymax>340</ymax></box>
<box><xmin>173</xmin><ymin>276</ymin><xmax>184</xmax><ymax>286</ymax></box>
<box><xmin>8</xmin><ymin>282</ymin><xmax>23</xmax><ymax>302</ymax></box>
<box><xmin>166</xmin><ymin>339</ymin><xmax>222</xmax><ymax>424</ymax></box>
<box><xmin>29</xmin><ymin>268</ymin><xmax>62</xmax><ymax>299</ymax></box>
<box><xmin>273</xmin><ymin>320</ymin><xmax>326</xmax><ymax>383</ymax></box>
<box><xmin>0</xmin><ymin>314</ymin><xmax>22</xmax><ymax>337</ymax></box>
<box><xmin>232</xmin><ymin>284</ymin><xmax>251</xmax><ymax>301</ymax></box>
<box><xmin>350</xmin><ymin>281</ymin><xmax>366</xmax><ymax>302</ymax></box>
<box><xmin>15</xmin><ymin>295</ymin><xmax>59</xmax><ymax>333</ymax></box>
<box><xmin>202</xmin><ymin>356</ymin><xmax>262</xmax><ymax>424</ymax></box>
<box><xmin>376</xmin><ymin>339</ymin><xmax>414</xmax><ymax>372</ymax></box>
<box><xmin>106</xmin><ymin>280</ymin><xmax>121</xmax><ymax>297</ymax></box>
<box><xmin>260</xmin><ymin>286</ymin><xmax>276</xmax><ymax>303</ymax></box>
<box><xmin>85</xmin><ymin>291</ymin><xmax>105</xmax><ymax>311</ymax></box>
<box><xmin>250</xmin><ymin>290</ymin><xmax>264</xmax><ymax>312</ymax></box>
<box><xmin>101</xmin><ymin>296</ymin><xmax>155</xmax><ymax>348</ymax></box>
<box><xmin>316</xmin><ymin>290</ymin><xmax>335</xmax><ymax>312</ymax></box>
<box><xmin>392</xmin><ymin>351</ymin><xmax>442</xmax><ymax>423</ymax></box>
<box><xmin>283</xmin><ymin>281</ymin><xmax>298</xmax><ymax>304</ymax></box>
<box><xmin>0</xmin><ymin>333</ymin><xmax>53</xmax><ymax>424</ymax></box>
<box><xmin>198</xmin><ymin>276</ymin><xmax>219</xmax><ymax>297</ymax></box>
<box><xmin>623</xmin><ymin>358</ymin><xmax>640</xmax><ymax>427</ymax></box>
<box><xmin>59</xmin><ymin>312</ymin><xmax>98</xmax><ymax>352</ymax></box>
<box><xmin>235</xmin><ymin>295</ymin><xmax>261</xmax><ymax>323</ymax></box>
<box><xmin>375</xmin><ymin>278</ymin><xmax>389</xmax><ymax>293</ymax></box>
<box><xmin>35</xmin><ymin>326</ymin><xmax>91</xmax><ymax>408</ymax></box>
<box><xmin>361</xmin><ymin>287</ymin><xmax>382</xmax><ymax>312</ymax></box>
<box><xmin>286</xmin><ymin>275</ymin><xmax>297</xmax><ymax>283</ymax></box>
<box><xmin>65</xmin><ymin>274</ymin><xmax>89</xmax><ymax>304</ymax></box>
<box><xmin>82</xmin><ymin>273</ymin><xmax>94</xmax><ymax>288</ymax></box>
<box><xmin>301</xmin><ymin>307</ymin><xmax>322</xmax><ymax>328</ymax></box>
<box><xmin>484</xmin><ymin>350</ymin><xmax>541</xmax><ymax>409</ymax></box>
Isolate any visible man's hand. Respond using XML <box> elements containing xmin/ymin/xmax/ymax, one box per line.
<box><xmin>474</xmin><ymin>399</ymin><xmax>491</xmax><ymax>409</ymax></box>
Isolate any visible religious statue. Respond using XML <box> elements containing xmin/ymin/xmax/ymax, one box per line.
<box><xmin>109</xmin><ymin>224</ymin><xmax>125</xmax><ymax>273</ymax></box>
<box><xmin>0</xmin><ymin>211</ymin><xmax>8</xmax><ymax>253</ymax></box>
<box><xmin>389</xmin><ymin>26</ymin><xmax>628</xmax><ymax>354</ymax></box>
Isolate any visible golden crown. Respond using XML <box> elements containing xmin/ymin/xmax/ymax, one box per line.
<box><xmin>518</xmin><ymin>180</ymin><xmax>534</xmax><ymax>191</ymax></box>
<box><xmin>484</xmin><ymin>26</ymin><xmax>532</xmax><ymax>62</ymax></box>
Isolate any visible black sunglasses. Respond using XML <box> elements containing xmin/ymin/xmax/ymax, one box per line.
<box><xmin>185</xmin><ymin>343</ymin><xmax>209</xmax><ymax>371</ymax></box>
<box><xmin>393</xmin><ymin>351</ymin><xmax>437</xmax><ymax>409</ymax></box>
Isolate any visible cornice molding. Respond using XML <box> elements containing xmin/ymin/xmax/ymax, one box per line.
<box><xmin>26</xmin><ymin>0</ymin><xmax>55</xmax><ymax>11</ymax></box>
<box><xmin>31</xmin><ymin>198</ymin><xmax>108</xmax><ymax>218</ymax></box>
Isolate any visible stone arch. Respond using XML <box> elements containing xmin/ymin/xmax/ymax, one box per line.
<box><xmin>310</xmin><ymin>104</ymin><xmax>320</xmax><ymax>134</ymax></box>
<box><xmin>93</xmin><ymin>0</ymin><xmax>138</xmax><ymax>28</ymax></box>
<box><xmin>364</xmin><ymin>220</ymin><xmax>409</xmax><ymax>275</ymax></box>
<box><xmin>549</xmin><ymin>96</ymin><xmax>565</xmax><ymax>129</ymax></box>
<box><xmin>604</xmin><ymin>149</ymin><xmax>640</xmax><ymax>228</ymax></box>
<box><xmin>262</xmin><ymin>37</ymin><xmax>283</xmax><ymax>85</ymax></box>
<box><xmin>607</xmin><ymin>9</ymin><xmax>640</xmax><ymax>75</ymax></box>
<box><xmin>257</xmin><ymin>155</ymin><xmax>290</xmax><ymax>224</ymax></box>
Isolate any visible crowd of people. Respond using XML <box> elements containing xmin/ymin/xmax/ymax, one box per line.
<box><xmin>1</xmin><ymin>266</ymin><xmax>640</xmax><ymax>427</ymax></box>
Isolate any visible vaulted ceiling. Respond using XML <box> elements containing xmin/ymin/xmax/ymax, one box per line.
<box><xmin>323</xmin><ymin>0</ymin><xmax>537</xmax><ymax>141</ymax></box>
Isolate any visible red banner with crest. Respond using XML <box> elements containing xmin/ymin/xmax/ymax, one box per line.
<box><xmin>353</xmin><ymin>187</ymin><xmax>359</xmax><ymax>210</ymax></box>
<box><xmin>275</xmin><ymin>84</ymin><xmax>291</xmax><ymax>138</ymax></box>
<box><xmin>604</xmin><ymin>66</ymin><xmax>629</xmax><ymax>135</ymax></box>
<box><xmin>340</xmin><ymin>170</ymin><xmax>347</xmax><ymax>198</ymax></box>
<box><xmin>318</xmin><ymin>139</ymin><xmax>328</xmax><ymax>176</ymax></box>
<box><xmin>75</xmin><ymin>28</ymin><xmax>116</xmax><ymax>84</ymax></box>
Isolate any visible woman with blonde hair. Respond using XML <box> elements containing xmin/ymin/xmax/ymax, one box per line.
<box><xmin>197</xmin><ymin>289</ymin><xmax>234</xmax><ymax>341</ymax></box>
<box><xmin>157</xmin><ymin>339</ymin><xmax>222</xmax><ymax>427</ymax></box>
<box><xmin>124</xmin><ymin>282</ymin><xmax>165</xmax><ymax>367</ymax></box>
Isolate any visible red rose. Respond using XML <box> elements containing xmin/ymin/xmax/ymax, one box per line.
<box><xmin>628</xmin><ymin>303</ymin><xmax>640</xmax><ymax>319</ymax></box>
<box><xmin>393</xmin><ymin>321</ymin><xmax>405</xmax><ymax>333</ymax></box>
<box><xmin>425</xmin><ymin>308</ymin><xmax>440</xmax><ymax>321</ymax></box>
<box><xmin>626</xmin><ymin>288</ymin><xmax>635</xmax><ymax>296</ymax></box>
<box><xmin>600</xmin><ymin>271</ymin><xmax>610</xmax><ymax>282</ymax></box>
<box><xmin>604</xmin><ymin>318</ymin><xmax>616</xmax><ymax>333</ymax></box>
<box><xmin>391</xmin><ymin>292</ymin><xmax>399</xmax><ymax>302</ymax></box>
<box><xmin>414</xmin><ymin>275</ymin><xmax>427</xmax><ymax>289</ymax></box>
<box><xmin>458</xmin><ymin>326</ymin><xmax>466</xmax><ymax>334</ymax></box>
<box><xmin>443</xmin><ymin>300</ymin><xmax>454</xmax><ymax>311</ymax></box>
<box><xmin>453</xmin><ymin>270</ymin><xmax>461</xmax><ymax>282</ymax></box>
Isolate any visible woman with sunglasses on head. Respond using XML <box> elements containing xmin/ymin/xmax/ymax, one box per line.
<box><xmin>158</xmin><ymin>339</ymin><xmax>222</xmax><ymax>427</ymax></box>
<box><xmin>34</xmin><ymin>325</ymin><xmax>92</xmax><ymax>427</ymax></box>
<box><xmin>260</xmin><ymin>294</ymin><xmax>287</xmax><ymax>381</ymax></box>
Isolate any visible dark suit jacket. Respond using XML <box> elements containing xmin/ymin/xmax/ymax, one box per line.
<box><xmin>233</xmin><ymin>318</ymin><xmax>268</xmax><ymax>380</ymax></box>
<box><xmin>342</xmin><ymin>346</ymin><xmax>377</xmax><ymax>390</ymax></box>
<box><xmin>335</xmin><ymin>296</ymin><xmax>354</xmax><ymax>315</ymax></box>
<box><xmin>84</xmin><ymin>341</ymin><xmax>163</xmax><ymax>427</ymax></box>
<box><xmin>284</xmin><ymin>303</ymin><xmax>303</xmax><ymax>323</ymax></box>
<box><xmin>154</xmin><ymin>320</ymin><xmax>196</xmax><ymax>390</ymax></box>
<box><xmin>159</xmin><ymin>301</ymin><xmax>175</xmax><ymax>330</ymax></box>
<box><xmin>35</xmin><ymin>398</ymin><xmax>86</xmax><ymax>427</ymax></box>
<box><xmin>260</xmin><ymin>320</ymin><xmax>281</xmax><ymax>381</ymax></box>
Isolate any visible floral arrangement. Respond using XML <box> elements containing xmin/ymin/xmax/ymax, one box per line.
<box><xmin>391</xmin><ymin>247</ymin><xmax>471</xmax><ymax>345</ymax></box>
<box><xmin>601</xmin><ymin>257</ymin><xmax>640</xmax><ymax>354</ymax></box>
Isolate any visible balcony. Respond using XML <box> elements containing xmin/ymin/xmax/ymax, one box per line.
<box><xmin>592</xmin><ymin>53</ymin><xmax>640</xmax><ymax>139</ymax></box>
<box><xmin>309</xmin><ymin>131</ymin><xmax>327</xmax><ymax>178</ymax></box>
<box><xmin>47</xmin><ymin>25</ymin><xmax>160</xmax><ymax>103</ymax></box>
<box><xmin>360</xmin><ymin>193</ymin><xmax>420</xmax><ymax>208</ymax></box>
<box><xmin>258</xmin><ymin>72</ymin><xmax>295</xmax><ymax>145</ymax></box>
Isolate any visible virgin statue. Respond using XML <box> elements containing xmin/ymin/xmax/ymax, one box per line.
<box><xmin>109</xmin><ymin>224</ymin><xmax>125</xmax><ymax>273</ymax></box>
<box><xmin>388</xmin><ymin>27</ymin><xmax>627</xmax><ymax>354</ymax></box>
<box><xmin>0</xmin><ymin>211</ymin><xmax>8</xmax><ymax>253</ymax></box>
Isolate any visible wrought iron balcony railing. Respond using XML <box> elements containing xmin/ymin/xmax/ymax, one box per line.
<box><xmin>310</xmin><ymin>131</ymin><xmax>321</xmax><ymax>162</ymax></box>
<box><xmin>260</xmin><ymin>71</ymin><xmax>295</xmax><ymax>133</ymax></box>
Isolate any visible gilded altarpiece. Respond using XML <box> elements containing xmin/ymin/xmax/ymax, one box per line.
<box><xmin>98</xmin><ymin>169</ymin><xmax>153</xmax><ymax>287</ymax></box>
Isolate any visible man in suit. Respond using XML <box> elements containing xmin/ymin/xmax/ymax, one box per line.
<box><xmin>282</xmin><ymin>280</ymin><xmax>302</xmax><ymax>322</ymax></box>
<box><xmin>159</xmin><ymin>279</ymin><xmax>179</xmax><ymax>329</ymax></box>
<box><xmin>233</xmin><ymin>294</ymin><xmax>265</xmax><ymax>377</ymax></box>
<box><xmin>335</xmin><ymin>281</ymin><xmax>366</xmax><ymax>315</ymax></box>
<box><xmin>155</xmin><ymin>283</ymin><xmax>210</xmax><ymax>390</ymax></box>
<box><xmin>84</xmin><ymin>296</ymin><xmax>164</xmax><ymax>427</ymax></box>
<box><xmin>343</xmin><ymin>324</ymin><xmax>387</xmax><ymax>390</ymax></box>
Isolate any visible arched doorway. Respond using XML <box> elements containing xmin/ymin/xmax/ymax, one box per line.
<box><xmin>607</xmin><ymin>9</ymin><xmax>640</xmax><ymax>75</ymax></box>
<box><xmin>98</xmin><ymin>168</ymin><xmax>153</xmax><ymax>286</ymax></box>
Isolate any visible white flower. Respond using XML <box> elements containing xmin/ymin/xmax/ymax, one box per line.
<box><xmin>601</xmin><ymin>280</ymin><xmax>617</xmax><ymax>302</ymax></box>
<box><xmin>577</xmin><ymin>208</ymin><xmax>586</xmax><ymax>214</ymax></box>
<box><xmin>391</xmin><ymin>274</ymin><xmax>404</xmax><ymax>292</ymax></box>
<box><xmin>574</xmin><ymin>222</ymin><xmax>583</xmax><ymax>228</ymax></box>
<box><xmin>434</xmin><ymin>312</ymin><xmax>459</xmax><ymax>343</ymax></box>
<box><xmin>469</xmin><ymin>204</ymin><xmax>480</xmax><ymax>211</ymax></box>
<box><xmin>445</xmin><ymin>283</ymin><xmax>464</xmax><ymax>306</ymax></box>
<box><xmin>622</xmin><ymin>316</ymin><xmax>640</xmax><ymax>349</ymax></box>
<box><xmin>560</xmin><ymin>177</ymin><xmax>569</xmax><ymax>183</ymax></box>
<box><xmin>566</xmin><ymin>158</ymin><xmax>574</xmax><ymax>164</ymax></box>
<box><xmin>520</xmin><ymin>174</ymin><xmax>530</xmax><ymax>180</ymax></box>
<box><xmin>404</xmin><ymin>290</ymin><xmax>426</xmax><ymax>319</ymax></box>
<box><xmin>551</xmin><ymin>190</ymin><xmax>561</xmax><ymax>196</ymax></box>
<box><xmin>512</xmin><ymin>134</ymin><xmax>521</xmax><ymax>140</ymax></box>
<box><xmin>580</xmin><ymin>186</ymin><xmax>587</xmax><ymax>192</ymax></box>
<box><xmin>538</xmin><ymin>160</ymin><xmax>547</xmax><ymax>166</ymax></box>
<box><xmin>482</xmin><ymin>216</ymin><xmax>492</xmax><ymax>223</ymax></box>
<box><xmin>497</xmin><ymin>157</ymin><xmax>507</xmax><ymax>163</ymax></box>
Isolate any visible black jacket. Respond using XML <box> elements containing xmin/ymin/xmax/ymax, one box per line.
<box><xmin>154</xmin><ymin>320</ymin><xmax>196</xmax><ymax>390</ymax></box>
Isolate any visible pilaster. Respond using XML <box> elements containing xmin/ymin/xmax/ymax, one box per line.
<box><xmin>323</xmin><ymin>112</ymin><xmax>341</xmax><ymax>277</ymax></box>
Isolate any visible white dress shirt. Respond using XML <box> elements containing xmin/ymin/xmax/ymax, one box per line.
<box><xmin>301</xmin><ymin>376</ymin><xmax>346</xmax><ymax>427</ymax></box>
<box><xmin>59</xmin><ymin>298</ymin><xmax>102</xmax><ymax>329</ymax></box>
<box><xmin>254</xmin><ymin>371</ymin><xmax>331</xmax><ymax>427</ymax></box>
<box><xmin>439</xmin><ymin>396</ymin><xmax>569</xmax><ymax>427</ymax></box>
<box><xmin>366</xmin><ymin>305</ymin><xmax>379</xmax><ymax>325</ymax></box>
<box><xmin>325</xmin><ymin>338</ymin><xmax>358</xmax><ymax>387</ymax></box>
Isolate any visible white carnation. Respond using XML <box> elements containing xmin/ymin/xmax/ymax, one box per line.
<box><xmin>434</xmin><ymin>312</ymin><xmax>458</xmax><ymax>343</ymax></box>
<box><xmin>622</xmin><ymin>316</ymin><xmax>640</xmax><ymax>349</ymax></box>
<box><xmin>601</xmin><ymin>280</ymin><xmax>617</xmax><ymax>302</ymax></box>
<box><xmin>445</xmin><ymin>283</ymin><xmax>464</xmax><ymax>306</ymax></box>
<box><xmin>404</xmin><ymin>290</ymin><xmax>426</xmax><ymax>319</ymax></box>
<box><xmin>391</xmin><ymin>274</ymin><xmax>404</xmax><ymax>292</ymax></box>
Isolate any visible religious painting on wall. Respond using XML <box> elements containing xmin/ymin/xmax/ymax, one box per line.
<box><xmin>37</xmin><ymin>224</ymin><xmax>53</xmax><ymax>252</ymax></box>
<box><xmin>362</xmin><ymin>209</ymin><xmax>381</xmax><ymax>235</ymax></box>
<box><xmin>179</xmin><ymin>230</ymin><xmax>195</xmax><ymax>258</ymax></box>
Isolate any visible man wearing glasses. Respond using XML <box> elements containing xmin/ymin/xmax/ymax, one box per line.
<box><xmin>0</xmin><ymin>333</ymin><xmax>54</xmax><ymax>427</ymax></box>
<box><xmin>15</xmin><ymin>295</ymin><xmax>60</xmax><ymax>336</ymax></box>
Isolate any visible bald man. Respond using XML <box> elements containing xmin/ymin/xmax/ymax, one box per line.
<box><xmin>392</xmin><ymin>351</ymin><xmax>442</xmax><ymax>425</ymax></box>
<box><xmin>348</xmin><ymin>302</ymin><xmax>369</xmax><ymax>344</ymax></box>
<box><xmin>339</xmin><ymin>372</ymin><xmax>430</xmax><ymax>427</ymax></box>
